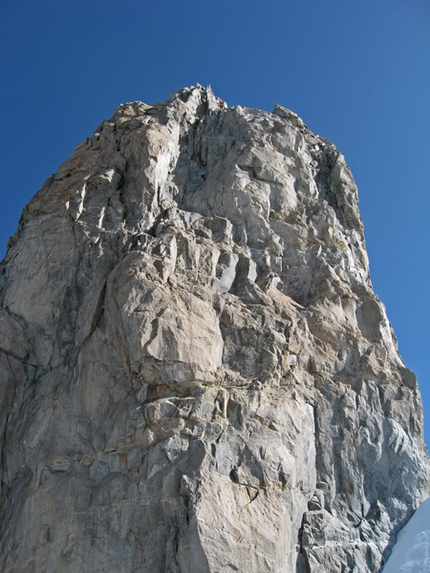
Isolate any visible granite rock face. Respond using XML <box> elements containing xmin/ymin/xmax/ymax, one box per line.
<box><xmin>0</xmin><ymin>85</ymin><xmax>428</xmax><ymax>573</ymax></box>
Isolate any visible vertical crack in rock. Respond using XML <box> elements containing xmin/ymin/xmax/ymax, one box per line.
<box><xmin>0</xmin><ymin>84</ymin><xmax>428</xmax><ymax>572</ymax></box>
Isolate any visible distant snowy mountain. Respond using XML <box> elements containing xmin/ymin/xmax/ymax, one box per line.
<box><xmin>382</xmin><ymin>497</ymin><xmax>430</xmax><ymax>572</ymax></box>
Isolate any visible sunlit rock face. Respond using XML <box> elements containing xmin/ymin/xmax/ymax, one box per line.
<box><xmin>0</xmin><ymin>85</ymin><xmax>428</xmax><ymax>573</ymax></box>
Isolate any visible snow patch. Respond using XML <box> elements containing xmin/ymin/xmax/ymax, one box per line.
<box><xmin>382</xmin><ymin>497</ymin><xmax>430</xmax><ymax>572</ymax></box>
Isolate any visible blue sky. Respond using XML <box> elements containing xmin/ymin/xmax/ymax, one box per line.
<box><xmin>1</xmin><ymin>0</ymin><xmax>429</xmax><ymax>442</ymax></box>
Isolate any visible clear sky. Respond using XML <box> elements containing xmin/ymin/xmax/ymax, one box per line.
<box><xmin>1</xmin><ymin>0</ymin><xmax>429</xmax><ymax>442</ymax></box>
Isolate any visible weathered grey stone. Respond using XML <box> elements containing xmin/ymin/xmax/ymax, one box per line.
<box><xmin>0</xmin><ymin>84</ymin><xmax>428</xmax><ymax>572</ymax></box>
<box><xmin>0</xmin><ymin>309</ymin><xmax>32</xmax><ymax>359</ymax></box>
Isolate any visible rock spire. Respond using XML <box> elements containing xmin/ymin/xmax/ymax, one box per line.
<box><xmin>0</xmin><ymin>85</ymin><xmax>428</xmax><ymax>572</ymax></box>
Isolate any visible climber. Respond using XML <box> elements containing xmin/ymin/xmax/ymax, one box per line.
<box><xmin>219</xmin><ymin>99</ymin><xmax>225</xmax><ymax>109</ymax></box>
<box><xmin>201</xmin><ymin>173</ymin><xmax>207</xmax><ymax>181</ymax></box>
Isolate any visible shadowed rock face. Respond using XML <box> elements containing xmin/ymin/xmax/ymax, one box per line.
<box><xmin>0</xmin><ymin>85</ymin><xmax>428</xmax><ymax>573</ymax></box>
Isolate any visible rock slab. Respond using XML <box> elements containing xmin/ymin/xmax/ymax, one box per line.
<box><xmin>0</xmin><ymin>85</ymin><xmax>428</xmax><ymax>572</ymax></box>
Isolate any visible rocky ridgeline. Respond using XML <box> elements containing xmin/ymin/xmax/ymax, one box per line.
<box><xmin>0</xmin><ymin>85</ymin><xmax>428</xmax><ymax>572</ymax></box>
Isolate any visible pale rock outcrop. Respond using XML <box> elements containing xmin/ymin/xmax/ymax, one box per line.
<box><xmin>0</xmin><ymin>85</ymin><xmax>428</xmax><ymax>572</ymax></box>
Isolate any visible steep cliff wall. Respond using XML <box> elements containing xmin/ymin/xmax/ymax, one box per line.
<box><xmin>0</xmin><ymin>85</ymin><xmax>428</xmax><ymax>572</ymax></box>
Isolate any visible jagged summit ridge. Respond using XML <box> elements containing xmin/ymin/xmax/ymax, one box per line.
<box><xmin>0</xmin><ymin>85</ymin><xmax>428</xmax><ymax>573</ymax></box>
